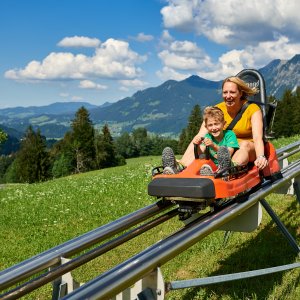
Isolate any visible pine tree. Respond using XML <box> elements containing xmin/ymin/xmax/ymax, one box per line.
<box><xmin>0</xmin><ymin>154</ymin><xmax>15</xmax><ymax>183</ymax></box>
<box><xmin>178</xmin><ymin>104</ymin><xmax>202</xmax><ymax>153</ymax></box>
<box><xmin>273</xmin><ymin>90</ymin><xmax>294</xmax><ymax>137</ymax></box>
<box><xmin>178</xmin><ymin>128</ymin><xmax>187</xmax><ymax>155</ymax></box>
<box><xmin>132</xmin><ymin>128</ymin><xmax>150</xmax><ymax>156</ymax></box>
<box><xmin>71</xmin><ymin>107</ymin><xmax>96</xmax><ymax>173</ymax></box>
<box><xmin>95</xmin><ymin>124</ymin><xmax>119</xmax><ymax>168</ymax></box>
<box><xmin>0</xmin><ymin>128</ymin><xmax>7</xmax><ymax>144</ymax></box>
<box><xmin>115</xmin><ymin>132</ymin><xmax>138</xmax><ymax>158</ymax></box>
<box><xmin>14</xmin><ymin>126</ymin><xmax>50</xmax><ymax>183</ymax></box>
<box><xmin>291</xmin><ymin>87</ymin><xmax>300</xmax><ymax>135</ymax></box>
<box><xmin>50</xmin><ymin>131</ymin><xmax>76</xmax><ymax>177</ymax></box>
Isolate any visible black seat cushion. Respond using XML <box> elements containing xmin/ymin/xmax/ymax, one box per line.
<box><xmin>148</xmin><ymin>177</ymin><xmax>215</xmax><ymax>199</ymax></box>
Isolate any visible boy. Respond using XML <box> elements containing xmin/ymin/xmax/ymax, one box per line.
<box><xmin>195</xmin><ymin>106</ymin><xmax>239</xmax><ymax>175</ymax></box>
<box><xmin>162</xmin><ymin>106</ymin><xmax>239</xmax><ymax>175</ymax></box>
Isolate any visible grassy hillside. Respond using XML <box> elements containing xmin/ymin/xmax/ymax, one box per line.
<box><xmin>0</xmin><ymin>136</ymin><xmax>299</xmax><ymax>299</ymax></box>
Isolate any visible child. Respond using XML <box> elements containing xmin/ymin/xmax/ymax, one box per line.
<box><xmin>162</xmin><ymin>106</ymin><xmax>239</xmax><ymax>175</ymax></box>
<box><xmin>195</xmin><ymin>106</ymin><xmax>239</xmax><ymax>175</ymax></box>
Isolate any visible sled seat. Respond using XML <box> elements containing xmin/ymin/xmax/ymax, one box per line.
<box><xmin>148</xmin><ymin>177</ymin><xmax>215</xmax><ymax>199</ymax></box>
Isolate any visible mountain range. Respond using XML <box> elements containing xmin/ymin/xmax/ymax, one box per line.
<box><xmin>1</xmin><ymin>55</ymin><xmax>299</xmax><ymax>139</ymax></box>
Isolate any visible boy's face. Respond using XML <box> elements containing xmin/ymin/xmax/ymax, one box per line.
<box><xmin>205</xmin><ymin>117</ymin><xmax>225</xmax><ymax>139</ymax></box>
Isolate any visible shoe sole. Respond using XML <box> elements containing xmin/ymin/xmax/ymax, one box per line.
<box><xmin>163</xmin><ymin>167</ymin><xmax>175</xmax><ymax>175</ymax></box>
<box><xmin>200</xmin><ymin>169</ymin><xmax>214</xmax><ymax>176</ymax></box>
<box><xmin>217</xmin><ymin>146</ymin><xmax>231</xmax><ymax>170</ymax></box>
<box><xmin>200</xmin><ymin>164</ymin><xmax>214</xmax><ymax>176</ymax></box>
<box><xmin>162</xmin><ymin>147</ymin><xmax>177</xmax><ymax>169</ymax></box>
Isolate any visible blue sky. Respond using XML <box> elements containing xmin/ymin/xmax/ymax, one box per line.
<box><xmin>1</xmin><ymin>0</ymin><xmax>300</xmax><ymax>108</ymax></box>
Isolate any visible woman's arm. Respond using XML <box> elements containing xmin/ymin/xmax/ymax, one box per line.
<box><xmin>251</xmin><ymin>110</ymin><xmax>268</xmax><ymax>169</ymax></box>
<box><xmin>192</xmin><ymin>121</ymin><xmax>208</xmax><ymax>144</ymax></box>
<box><xmin>251</xmin><ymin>110</ymin><xmax>264</xmax><ymax>155</ymax></box>
<box><xmin>180</xmin><ymin>121</ymin><xmax>208</xmax><ymax>166</ymax></box>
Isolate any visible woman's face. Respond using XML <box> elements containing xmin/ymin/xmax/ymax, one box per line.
<box><xmin>222</xmin><ymin>81</ymin><xmax>242</xmax><ymax>108</ymax></box>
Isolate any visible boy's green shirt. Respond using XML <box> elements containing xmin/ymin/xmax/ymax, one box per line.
<box><xmin>203</xmin><ymin>130</ymin><xmax>239</xmax><ymax>165</ymax></box>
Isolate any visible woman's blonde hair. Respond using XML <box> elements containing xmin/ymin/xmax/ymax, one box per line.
<box><xmin>203</xmin><ymin>106</ymin><xmax>224</xmax><ymax>124</ymax></box>
<box><xmin>222</xmin><ymin>76</ymin><xmax>259</xmax><ymax>100</ymax></box>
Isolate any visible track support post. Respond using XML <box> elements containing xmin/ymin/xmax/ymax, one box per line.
<box><xmin>112</xmin><ymin>268</ymin><xmax>165</xmax><ymax>300</ymax></box>
<box><xmin>293</xmin><ymin>177</ymin><xmax>300</xmax><ymax>204</ymax></box>
<box><xmin>51</xmin><ymin>257</ymin><xmax>82</xmax><ymax>300</ymax></box>
<box><xmin>259</xmin><ymin>198</ymin><xmax>300</xmax><ymax>253</ymax></box>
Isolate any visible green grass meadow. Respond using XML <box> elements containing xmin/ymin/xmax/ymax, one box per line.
<box><xmin>0</xmin><ymin>136</ymin><xmax>300</xmax><ymax>299</ymax></box>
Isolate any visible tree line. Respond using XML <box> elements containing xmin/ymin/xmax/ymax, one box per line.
<box><xmin>0</xmin><ymin>107</ymin><xmax>182</xmax><ymax>183</ymax></box>
<box><xmin>0</xmin><ymin>87</ymin><xmax>299</xmax><ymax>184</ymax></box>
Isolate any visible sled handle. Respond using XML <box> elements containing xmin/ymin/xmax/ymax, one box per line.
<box><xmin>194</xmin><ymin>141</ymin><xmax>209</xmax><ymax>160</ymax></box>
<box><xmin>194</xmin><ymin>143</ymin><xmax>199</xmax><ymax>159</ymax></box>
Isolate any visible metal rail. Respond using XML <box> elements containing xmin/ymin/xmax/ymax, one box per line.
<box><xmin>0</xmin><ymin>209</ymin><xmax>179</xmax><ymax>300</ymax></box>
<box><xmin>0</xmin><ymin>200</ymin><xmax>174</xmax><ymax>291</ymax></box>
<box><xmin>276</xmin><ymin>140</ymin><xmax>300</xmax><ymax>157</ymax></box>
<box><xmin>62</xmin><ymin>159</ymin><xmax>300</xmax><ymax>299</ymax></box>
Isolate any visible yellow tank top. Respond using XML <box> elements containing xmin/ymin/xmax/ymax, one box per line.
<box><xmin>216</xmin><ymin>101</ymin><xmax>261</xmax><ymax>141</ymax></box>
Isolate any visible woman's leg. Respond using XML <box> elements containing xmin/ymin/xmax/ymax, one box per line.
<box><xmin>232</xmin><ymin>140</ymin><xmax>256</xmax><ymax>165</ymax></box>
<box><xmin>179</xmin><ymin>141</ymin><xmax>196</xmax><ymax>167</ymax></box>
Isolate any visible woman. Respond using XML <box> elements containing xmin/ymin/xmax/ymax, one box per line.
<box><xmin>180</xmin><ymin>76</ymin><xmax>268</xmax><ymax>171</ymax></box>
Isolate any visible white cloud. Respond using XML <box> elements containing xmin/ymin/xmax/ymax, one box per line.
<box><xmin>59</xmin><ymin>93</ymin><xmax>69</xmax><ymax>98</ymax></box>
<box><xmin>5</xmin><ymin>38</ymin><xmax>147</xmax><ymax>81</ymax></box>
<box><xmin>198</xmin><ymin>50</ymin><xmax>245</xmax><ymax>80</ymax></box>
<box><xmin>156</xmin><ymin>66</ymin><xmax>190</xmax><ymax>82</ymax></box>
<box><xmin>160</xmin><ymin>0</ymin><xmax>195</xmax><ymax>31</ymax></box>
<box><xmin>161</xmin><ymin>0</ymin><xmax>300</xmax><ymax>46</ymax></box>
<box><xmin>161</xmin><ymin>30</ymin><xmax>173</xmax><ymax>42</ymax></box>
<box><xmin>71</xmin><ymin>96</ymin><xmax>84</xmax><ymax>101</ymax></box>
<box><xmin>239</xmin><ymin>35</ymin><xmax>300</xmax><ymax>67</ymax></box>
<box><xmin>119</xmin><ymin>79</ymin><xmax>148</xmax><ymax>88</ymax></box>
<box><xmin>156</xmin><ymin>33</ymin><xmax>300</xmax><ymax>81</ymax></box>
<box><xmin>79</xmin><ymin>80</ymin><xmax>107</xmax><ymax>90</ymax></box>
<box><xmin>159</xmin><ymin>50</ymin><xmax>199</xmax><ymax>70</ymax></box>
<box><xmin>159</xmin><ymin>30</ymin><xmax>174</xmax><ymax>48</ymax></box>
<box><xmin>197</xmin><ymin>35</ymin><xmax>300</xmax><ymax>80</ymax></box>
<box><xmin>131</xmin><ymin>33</ymin><xmax>154</xmax><ymax>42</ymax></box>
<box><xmin>158</xmin><ymin>40</ymin><xmax>213</xmax><ymax>71</ymax></box>
<box><xmin>119</xmin><ymin>86</ymin><xmax>129</xmax><ymax>92</ymax></box>
<box><xmin>157</xmin><ymin>0</ymin><xmax>300</xmax><ymax>82</ymax></box>
<box><xmin>57</xmin><ymin>36</ymin><xmax>101</xmax><ymax>48</ymax></box>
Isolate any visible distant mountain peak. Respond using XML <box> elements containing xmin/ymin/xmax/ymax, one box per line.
<box><xmin>184</xmin><ymin>74</ymin><xmax>220</xmax><ymax>89</ymax></box>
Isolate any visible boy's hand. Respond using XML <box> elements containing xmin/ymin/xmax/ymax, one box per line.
<box><xmin>202</xmin><ymin>138</ymin><xmax>214</xmax><ymax>147</ymax></box>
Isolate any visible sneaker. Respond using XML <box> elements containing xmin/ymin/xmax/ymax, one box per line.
<box><xmin>163</xmin><ymin>166</ymin><xmax>175</xmax><ymax>175</ymax></box>
<box><xmin>162</xmin><ymin>147</ymin><xmax>178</xmax><ymax>174</ymax></box>
<box><xmin>217</xmin><ymin>146</ymin><xmax>231</xmax><ymax>170</ymax></box>
<box><xmin>200</xmin><ymin>164</ymin><xmax>214</xmax><ymax>176</ymax></box>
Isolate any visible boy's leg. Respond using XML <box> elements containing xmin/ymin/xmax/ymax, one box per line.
<box><xmin>217</xmin><ymin>146</ymin><xmax>232</xmax><ymax>170</ymax></box>
<box><xmin>162</xmin><ymin>147</ymin><xmax>179</xmax><ymax>173</ymax></box>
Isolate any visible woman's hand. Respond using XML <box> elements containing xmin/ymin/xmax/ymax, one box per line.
<box><xmin>254</xmin><ymin>155</ymin><xmax>268</xmax><ymax>170</ymax></box>
<box><xmin>192</xmin><ymin>134</ymin><xmax>204</xmax><ymax>145</ymax></box>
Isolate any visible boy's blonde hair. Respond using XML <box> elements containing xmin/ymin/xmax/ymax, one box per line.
<box><xmin>203</xmin><ymin>106</ymin><xmax>224</xmax><ymax>124</ymax></box>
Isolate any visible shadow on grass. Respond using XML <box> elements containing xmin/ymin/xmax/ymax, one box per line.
<box><xmin>180</xmin><ymin>199</ymin><xmax>300</xmax><ymax>300</ymax></box>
